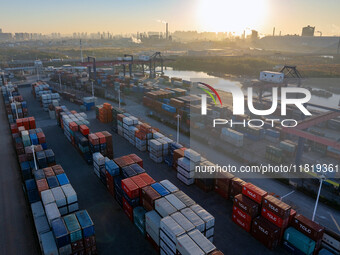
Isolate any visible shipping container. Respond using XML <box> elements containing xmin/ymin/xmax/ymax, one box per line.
<box><xmin>251</xmin><ymin>216</ymin><xmax>281</xmax><ymax>250</ymax></box>
<box><xmin>291</xmin><ymin>214</ymin><xmax>325</xmax><ymax>242</ymax></box>
<box><xmin>242</xmin><ymin>183</ymin><xmax>268</xmax><ymax>204</ymax></box>
<box><xmin>262</xmin><ymin>195</ymin><xmax>291</xmax><ymax>219</ymax></box>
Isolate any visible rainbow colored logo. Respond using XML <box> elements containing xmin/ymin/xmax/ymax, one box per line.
<box><xmin>198</xmin><ymin>82</ymin><xmax>223</xmax><ymax>106</ymax></box>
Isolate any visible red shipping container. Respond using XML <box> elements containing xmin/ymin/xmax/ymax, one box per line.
<box><xmin>36</xmin><ymin>179</ymin><xmax>49</xmax><ymax>196</ymax></box>
<box><xmin>69</xmin><ymin>122</ymin><xmax>78</xmax><ymax>132</ymax></box>
<box><xmin>122</xmin><ymin>197</ymin><xmax>133</xmax><ymax>221</ymax></box>
<box><xmin>95</xmin><ymin>132</ymin><xmax>106</xmax><ymax>144</ymax></box>
<box><xmin>262</xmin><ymin>195</ymin><xmax>291</xmax><ymax>219</ymax></box>
<box><xmin>288</xmin><ymin>209</ymin><xmax>296</xmax><ymax>225</ymax></box>
<box><xmin>231</xmin><ymin>178</ymin><xmax>246</xmax><ymax>198</ymax></box>
<box><xmin>43</xmin><ymin>167</ymin><xmax>55</xmax><ymax>178</ymax></box>
<box><xmin>128</xmin><ymin>154</ymin><xmax>143</xmax><ymax>168</ymax></box>
<box><xmin>10</xmin><ymin>124</ymin><xmax>18</xmax><ymax>134</ymax></box>
<box><xmin>122</xmin><ymin>155</ymin><xmax>134</xmax><ymax>166</ymax></box>
<box><xmin>23</xmin><ymin>118</ymin><xmax>30</xmax><ymax>130</ymax></box>
<box><xmin>121</xmin><ymin>178</ymin><xmax>139</xmax><ymax>199</ymax></box>
<box><xmin>79</xmin><ymin>125</ymin><xmax>90</xmax><ymax>136</ymax></box>
<box><xmin>16</xmin><ymin>118</ymin><xmax>23</xmax><ymax>127</ymax></box>
<box><xmin>37</xmin><ymin>132</ymin><xmax>46</xmax><ymax>144</ymax></box>
<box><xmin>139</xmin><ymin>173</ymin><xmax>156</xmax><ymax>186</ymax></box>
<box><xmin>232</xmin><ymin>213</ymin><xmax>251</xmax><ymax>232</ymax></box>
<box><xmin>242</xmin><ymin>183</ymin><xmax>268</xmax><ymax>204</ymax></box>
<box><xmin>291</xmin><ymin>214</ymin><xmax>324</xmax><ymax>242</ymax></box>
<box><xmin>251</xmin><ymin>216</ymin><xmax>281</xmax><ymax>250</ymax></box>
<box><xmin>131</xmin><ymin>175</ymin><xmax>147</xmax><ymax>190</ymax></box>
<box><xmin>88</xmin><ymin>134</ymin><xmax>99</xmax><ymax>145</ymax></box>
<box><xmin>233</xmin><ymin>194</ymin><xmax>260</xmax><ymax>218</ymax></box>
<box><xmin>28</xmin><ymin>117</ymin><xmax>36</xmax><ymax>129</ymax></box>
<box><xmin>233</xmin><ymin>205</ymin><xmax>252</xmax><ymax>223</ymax></box>
<box><xmin>52</xmin><ymin>165</ymin><xmax>64</xmax><ymax>175</ymax></box>
<box><xmin>261</xmin><ymin>208</ymin><xmax>288</xmax><ymax>228</ymax></box>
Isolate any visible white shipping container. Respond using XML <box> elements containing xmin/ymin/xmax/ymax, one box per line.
<box><xmin>259</xmin><ymin>71</ymin><xmax>284</xmax><ymax>84</ymax></box>
<box><xmin>165</xmin><ymin>194</ymin><xmax>186</xmax><ymax>211</ymax></box>
<box><xmin>145</xmin><ymin>210</ymin><xmax>161</xmax><ymax>234</ymax></box>
<box><xmin>155</xmin><ymin>197</ymin><xmax>177</xmax><ymax>217</ymax></box>
<box><xmin>45</xmin><ymin>203</ymin><xmax>61</xmax><ymax>226</ymax></box>
<box><xmin>188</xmin><ymin>229</ymin><xmax>216</xmax><ymax>254</ymax></box>
<box><xmin>184</xmin><ymin>149</ymin><xmax>201</xmax><ymax>163</ymax></box>
<box><xmin>160</xmin><ymin>216</ymin><xmax>185</xmax><ymax>244</ymax></box>
<box><xmin>160</xmin><ymin>239</ymin><xmax>175</xmax><ymax>255</ymax></box>
<box><xmin>190</xmin><ymin>204</ymin><xmax>215</xmax><ymax>230</ymax></box>
<box><xmin>181</xmin><ymin>208</ymin><xmax>205</xmax><ymax>232</ymax></box>
<box><xmin>51</xmin><ymin>187</ymin><xmax>66</xmax><ymax>208</ymax></box>
<box><xmin>177</xmin><ymin>172</ymin><xmax>195</xmax><ymax>185</ymax></box>
<box><xmin>40</xmin><ymin>231</ymin><xmax>58</xmax><ymax>255</ymax></box>
<box><xmin>160</xmin><ymin>230</ymin><xmax>177</xmax><ymax>253</ymax></box>
<box><xmin>61</xmin><ymin>184</ymin><xmax>77</xmax><ymax>204</ymax></box>
<box><xmin>41</xmin><ymin>189</ymin><xmax>55</xmax><ymax>206</ymax></box>
<box><xmin>176</xmin><ymin>234</ymin><xmax>204</xmax><ymax>255</ymax></box>
<box><xmin>160</xmin><ymin>180</ymin><xmax>179</xmax><ymax>193</ymax></box>
<box><xmin>178</xmin><ymin>157</ymin><xmax>196</xmax><ymax>171</ymax></box>
<box><xmin>31</xmin><ymin>201</ymin><xmax>45</xmax><ymax>218</ymax></box>
<box><xmin>171</xmin><ymin>212</ymin><xmax>195</xmax><ymax>233</ymax></box>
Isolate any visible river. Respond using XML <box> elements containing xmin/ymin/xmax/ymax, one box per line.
<box><xmin>162</xmin><ymin>68</ymin><xmax>340</xmax><ymax>109</ymax></box>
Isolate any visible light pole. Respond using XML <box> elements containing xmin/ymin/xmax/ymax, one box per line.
<box><xmin>118</xmin><ymin>87</ymin><xmax>121</xmax><ymax>109</ymax></box>
<box><xmin>58</xmin><ymin>73</ymin><xmax>62</xmax><ymax>91</ymax></box>
<box><xmin>8</xmin><ymin>87</ymin><xmax>18</xmax><ymax>119</ymax></box>
<box><xmin>36</xmin><ymin>67</ymin><xmax>40</xmax><ymax>81</ymax></box>
<box><xmin>91</xmin><ymin>81</ymin><xmax>95</xmax><ymax>99</ymax></box>
<box><xmin>176</xmin><ymin>114</ymin><xmax>180</xmax><ymax>143</ymax></box>
<box><xmin>312</xmin><ymin>175</ymin><xmax>326</xmax><ymax>221</ymax></box>
<box><xmin>31</xmin><ymin>145</ymin><xmax>38</xmax><ymax>170</ymax></box>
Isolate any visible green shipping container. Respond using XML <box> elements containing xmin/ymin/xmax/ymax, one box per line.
<box><xmin>63</xmin><ymin>214</ymin><xmax>82</xmax><ymax>243</ymax></box>
<box><xmin>284</xmin><ymin>227</ymin><xmax>315</xmax><ymax>255</ymax></box>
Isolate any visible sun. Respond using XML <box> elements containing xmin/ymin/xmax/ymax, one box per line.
<box><xmin>197</xmin><ymin>0</ymin><xmax>268</xmax><ymax>34</ymax></box>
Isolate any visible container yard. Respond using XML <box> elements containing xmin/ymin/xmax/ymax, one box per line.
<box><xmin>1</xmin><ymin>66</ymin><xmax>339</xmax><ymax>255</ymax></box>
<box><xmin>1</xmin><ymin>2</ymin><xmax>340</xmax><ymax>255</ymax></box>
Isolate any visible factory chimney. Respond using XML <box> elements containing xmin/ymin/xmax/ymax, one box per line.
<box><xmin>80</xmin><ymin>39</ymin><xmax>83</xmax><ymax>63</ymax></box>
<box><xmin>273</xmin><ymin>27</ymin><xmax>275</xmax><ymax>36</ymax></box>
<box><xmin>166</xmin><ymin>23</ymin><xmax>169</xmax><ymax>40</ymax></box>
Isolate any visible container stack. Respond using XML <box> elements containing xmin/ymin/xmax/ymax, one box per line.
<box><xmin>149</xmin><ymin>139</ymin><xmax>164</xmax><ymax>163</ymax></box>
<box><xmin>265</xmin><ymin>145</ymin><xmax>283</xmax><ymax>163</ymax></box>
<box><xmin>164</xmin><ymin>142</ymin><xmax>183</xmax><ymax>167</ymax></box>
<box><xmin>220</xmin><ymin>128</ymin><xmax>243</xmax><ymax>147</ymax></box>
<box><xmin>83</xmin><ymin>96</ymin><xmax>96</xmax><ymax>111</ymax></box>
<box><xmin>93</xmin><ymin>152</ymin><xmax>106</xmax><ymax>181</ymax></box>
<box><xmin>4</xmin><ymin>84</ymin><xmax>97</xmax><ymax>255</ymax></box>
<box><xmin>177</xmin><ymin>149</ymin><xmax>201</xmax><ymax>185</ymax></box>
<box><xmin>252</xmin><ymin>195</ymin><xmax>291</xmax><ymax>250</ymax></box>
<box><xmin>232</xmin><ymin>183</ymin><xmax>266</xmax><ymax>233</ymax></box>
<box><xmin>214</xmin><ymin>172</ymin><xmax>235</xmax><ymax>200</ymax></box>
<box><xmin>41</xmin><ymin>93</ymin><xmax>60</xmax><ymax>112</ymax></box>
<box><xmin>97</xmin><ymin>103</ymin><xmax>113</xmax><ymax>123</ymax></box>
<box><xmin>283</xmin><ymin>214</ymin><xmax>324</xmax><ymax>255</ymax></box>
<box><xmin>279</xmin><ymin>140</ymin><xmax>297</xmax><ymax>158</ymax></box>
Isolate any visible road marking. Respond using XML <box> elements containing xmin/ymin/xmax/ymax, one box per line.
<box><xmin>329</xmin><ymin>213</ymin><xmax>340</xmax><ymax>233</ymax></box>
<box><xmin>280</xmin><ymin>190</ymin><xmax>295</xmax><ymax>200</ymax></box>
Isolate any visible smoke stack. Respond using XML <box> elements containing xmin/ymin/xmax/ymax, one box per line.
<box><xmin>166</xmin><ymin>23</ymin><xmax>169</xmax><ymax>40</ymax></box>
<box><xmin>273</xmin><ymin>27</ymin><xmax>275</xmax><ymax>36</ymax></box>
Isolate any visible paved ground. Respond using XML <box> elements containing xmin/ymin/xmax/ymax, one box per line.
<box><xmin>0</xmin><ymin>93</ymin><xmax>40</xmax><ymax>255</ymax></box>
<box><xmin>19</xmin><ymin>87</ymin><xmax>288</xmax><ymax>254</ymax></box>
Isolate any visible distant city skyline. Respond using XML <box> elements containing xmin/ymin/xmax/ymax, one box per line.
<box><xmin>0</xmin><ymin>0</ymin><xmax>340</xmax><ymax>36</ymax></box>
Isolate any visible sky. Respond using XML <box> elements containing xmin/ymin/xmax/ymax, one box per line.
<box><xmin>0</xmin><ymin>0</ymin><xmax>339</xmax><ymax>36</ymax></box>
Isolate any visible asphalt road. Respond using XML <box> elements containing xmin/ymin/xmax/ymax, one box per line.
<box><xmin>18</xmin><ymin>87</ymin><xmax>288</xmax><ymax>254</ymax></box>
<box><xmin>0</xmin><ymin>93</ymin><xmax>40</xmax><ymax>255</ymax></box>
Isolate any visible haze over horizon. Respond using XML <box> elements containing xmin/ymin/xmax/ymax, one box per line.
<box><xmin>1</xmin><ymin>0</ymin><xmax>340</xmax><ymax>36</ymax></box>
